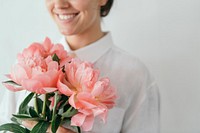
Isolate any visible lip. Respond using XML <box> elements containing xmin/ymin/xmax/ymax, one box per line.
<box><xmin>55</xmin><ymin>12</ymin><xmax>80</xmax><ymax>23</ymax></box>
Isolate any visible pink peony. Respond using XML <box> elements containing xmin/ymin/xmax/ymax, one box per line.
<box><xmin>2</xmin><ymin>37</ymin><xmax>117</xmax><ymax>132</ymax></box>
<box><xmin>58</xmin><ymin>58</ymin><xmax>117</xmax><ymax>131</ymax></box>
<box><xmin>42</xmin><ymin>37</ymin><xmax>71</xmax><ymax>66</ymax></box>
<box><xmin>91</xmin><ymin>78</ymin><xmax>117</xmax><ymax>109</ymax></box>
<box><xmin>4</xmin><ymin>37</ymin><xmax>70</xmax><ymax>94</ymax></box>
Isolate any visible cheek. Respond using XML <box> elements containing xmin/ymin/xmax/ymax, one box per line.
<box><xmin>76</xmin><ymin>0</ymin><xmax>99</xmax><ymax>12</ymax></box>
<box><xmin>81</xmin><ymin>3</ymin><xmax>100</xmax><ymax>18</ymax></box>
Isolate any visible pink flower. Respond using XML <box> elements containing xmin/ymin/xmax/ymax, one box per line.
<box><xmin>71</xmin><ymin>113</ymin><xmax>94</xmax><ymax>131</ymax></box>
<box><xmin>58</xmin><ymin>58</ymin><xmax>99</xmax><ymax>95</ymax></box>
<box><xmin>4</xmin><ymin>37</ymin><xmax>70</xmax><ymax>94</ymax></box>
<box><xmin>91</xmin><ymin>78</ymin><xmax>117</xmax><ymax>109</ymax></box>
<box><xmin>42</xmin><ymin>37</ymin><xmax>71</xmax><ymax>66</ymax></box>
<box><xmin>58</xmin><ymin>59</ymin><xmax>117</xmax><ymax>131</ymax></box>
<box><xmin>2</xmin><ymin>37</ymin><xmax>116</xmax><ymax>132</ymax></box>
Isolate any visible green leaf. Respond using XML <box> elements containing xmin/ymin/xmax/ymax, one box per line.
<box><xmin>0</xmin><ymin>123</ymin><xmax>29</xmax><ymax>133</ymax></box>
<box><xmin>3</xmin><ymin>80</ymin><xmax>19</xmax><ymax>85</ymax></box>
<box><xmin>52</xmin><ymin>54</ymin><xmax>60</xmax><ymax>64</ymax></box>
<box><xmin>30</xmin><ymin>121</ymin><xmax>50</xmax><ymax>133</ymax></box>
<box><xmin>61</xmin><ymin>118</ymin><xmax>71</xmax><ymax>125</ymax></box>
<box><xmin>13</xmin><ymin>114</ymin><xmax>45</xmax><ymax>121</ymax></box>
<box><xmin>73</xmin><ymin>126</ymin><xmax>81</xmax><ymax>133</ymax></box>
<box><xmin>59</xmin><ymin>95</ymin><xmax>69</xmax><ymax>110</ymax></box>
<box><xmin>19</xmin><ymin>92</ymin><xmax>34</xmax><ymax>114</ymax></box>
<box><xmin>20</xmin><ymin>117</ymin><xmax>46</xmax><ymax>121</ymax></box>
<box><xmin>29</xmin><ymin>107</ymin><xmax>39</xmax><ymax>118</ymax></box>
<box><xmin>45</xmin><ymin>104</ymin><xmax>51</xmax><ymax>121</ymax></box>
<box><xmin>62</xmin><ymin>107</ymin><xmax>78</xmax><ymax>118</ymax></box>
<box><xmin>61</xmin><ymin>119</ymin><xmax>81</xmax><ymax>133</ymax></box>
<box><xmin>3</xmin><ymin>80</ymin><xmax>21</xmax><ymax>86</ymax></box>
<box><xmin>51</xmin><ymin>114</ymin><xmax>61</xmax><ymax>133</ymax></box>
<box><xmin>25</xmin><ymin>128</ymin><xmax>31</xmax><ymax>133</ymax></box>
<box><xmin>11</xmin><ymin>116</ymin><xmax>21</xmax><ymax>124</ymax></box>
<box><xmin>52</xmin><ymin>92</ymin><xmax>61</xmax><ymax>118</ymax></box>
<box><xmin>13</xmin><ymin>114</ymin><xmax>31</xmax><ymax>119</ymax></box>
<box><xmin>37</xmin><ymin>98</ymin><xmax>44</xmax><ymax>115</ymax></box>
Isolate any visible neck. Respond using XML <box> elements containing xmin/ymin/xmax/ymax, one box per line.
<box><xmin>65</xmin><ymin>25</ymin><xmax>104</xmax><ymax>51</ymax></box>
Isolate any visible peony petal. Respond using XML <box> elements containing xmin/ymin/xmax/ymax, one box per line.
<box><xmin>71</xmin><ymin>113</ymin><xmax>86</xmax><ymax>127</ymax></box>
<box><xmin>75</xmin><ymin>63</ymin><xmax>85</xmax><ymax>87</ymax></box>
<box><xmin>76</xmin><ymin>92</ymin><xmax>98</xmax><ymax>109</ymax></box>
<box><xmin>57</xmin><ymin>75</ymin><xmax>73</xmax><ymax>96</ymax></box>
<box><xmin>21</xmin><ymin>79</ymin><xmax>43</xmax><ymax>93</ymax></box>
<box><xmin>23</xmin><ymin>43</ymin><xmax>45</xmax><ymax>57</ymax></box>
<box><xmin>81</xmin><ymin>68</ymin><xmax>100</xmax><ymax>91</ymax></box>
<box><xmin>92</xmin><ymin>105</ymin><xmax>108</xmax><ymax>123</ymax></box>
<box><xmin>43</xmin><ymin>37</ymin><xmax>53</xmax><ymax>52</ymax></box>
<box><xmin>32</xmin><ymin>70</ymin><xmax>59</xmax><ymax>87</ymax></box>
<box><xmin>93</xmin><ymin>78</ymin><xmax>117</xmax><ymax>109</ymax></box>
<box><xmin>78</xmin><ymin>101</ymin><xmax>97</xmax><ymax>109</ymax></box>
<box><xmin>2</xmin><ymin>83</ymin><xmax>24</xmax><ymax>92</ymax></box>
<box><xmin>65</xmin><ymin>58</ymin><xmax>82</xmax><ymax>87</ymax></box>
<box><xmin>59</xmin><ymin>57</ymin><xmax>72</xmax><ymax>67</ymax></box>
<box><xmin>97</xmin><ymin>109</ymin><xmax>108</xmax><ymax>123</ymax></box>
<box><xmin>11</xmin><ymin>64</ymin><xmax>29</xmax><ymax>84</ymax></box>
<box><xmin>69</xmin><ymin>93</ymin><xmax>77</xmax><ymax>108</ymax></box>
<box><xmin>32</xmin><ymin>74</ymin><xmax>52</xmax><ymax>86</ymax></box>
<box><xmin>42</xmin><ymin>87</ymin><xmax>57</xmax><ymax>93</ymax></box>
<box><xmin>81</xmin><ymin>115</ymin><xmax>94</xmax><ymax>131</ymax></box>
<box><xmin>91</xmin><ymin>81</ymin><xmax>104</xmax><ymax>97</ymax></box>
<box><xmin>65</xmin><ymin>63</ymin><xmax>76</xmax><ymax>87</ymax></box>
<box><xmin>78</xmin><ymin>109</ymin><xmax>93</xmax><ymax>116</ymax></box>
<box><xmin>50</xmin><ymin>44</ymin><xmax>65</xmax><ymax>55</ymax></box>
<box><xmin>48</xmin><ymin>97</ymin><xmax>55</xmax><ymax>109</ymax></box>
<box><xmin>69</xmin><ymin>93</ymin><xmax>83</xmax><ymax>109</ymax></box>
<box><xmin>46</xmin><ymin>58</ymin><xmax>59</xmax><ymax>71</ymax></box>
<box><xmin>92</xmin><ymin>106</ymin><xmax>107</xmax><ymax>117</ymax></box>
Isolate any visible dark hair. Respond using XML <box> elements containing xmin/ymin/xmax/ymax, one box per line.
<box><xmin>100</xmin><ymin>0</ymin><xmax>114</xmax><ymax>17</ymax></box>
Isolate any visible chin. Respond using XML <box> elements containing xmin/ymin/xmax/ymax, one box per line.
<box><xmin>59</xmin><ymin>29</ymin><xmax>75</xmax><ymax>36</ymax></box>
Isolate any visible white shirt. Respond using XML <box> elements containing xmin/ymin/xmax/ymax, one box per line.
<box><xmin>0</xmin><ymin>32</ymin><xmax>160</xmax><ymax>133</ymax></box>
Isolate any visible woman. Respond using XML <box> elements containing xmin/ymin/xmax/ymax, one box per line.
<box><xmin>0</xmin><ymin>0</ymin><xmax>160</xmax><ymax>132</ymax></box>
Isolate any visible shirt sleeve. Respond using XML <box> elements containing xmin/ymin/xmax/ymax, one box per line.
<box><xmin>121</xmin><ymin>82</ymin><xmax>160</xmax><ymax>133</ymax></box>
<box><xmin>0</xmin><ymin>90</ymin><xmax>18</xmax><ymax>124</ymax></box>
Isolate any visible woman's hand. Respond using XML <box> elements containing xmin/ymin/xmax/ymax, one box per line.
<box><xmin>22</xmin><ymin>120</ymin><xmax>75</xmax><ymax>133</ymax></box>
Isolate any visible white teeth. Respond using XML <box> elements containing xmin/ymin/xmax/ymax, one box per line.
<box><xmin>58</xmin><ymin>14</ymin><xmax>76</xmax><ymax>20</ymax></box>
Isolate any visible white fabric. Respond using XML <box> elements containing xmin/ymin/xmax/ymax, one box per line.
<box><xmin>0</xmin><ymin>32</ymin><xmax>160</xmax><ymax>133</ymax></box>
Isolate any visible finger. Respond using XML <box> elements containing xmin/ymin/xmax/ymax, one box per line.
<box><xmin>47</xmin><ymin>126</ymin><xmax>75</xmax><ymax>133</ymax></box>
<box><xmin>22</xmin><ymin>120</ymin><xmax>38</xmax><ymax>129</ymax></box>
<box><xmin>57</xmin><ymin>126</ymin><xmax>76</xmax><ymax>133</ymax></box>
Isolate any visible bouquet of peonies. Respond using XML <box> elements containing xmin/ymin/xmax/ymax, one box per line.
<box><xmin>0</xmin><ymin>38</ymin><xmax>117</xmax><ymax>133</ymax></box>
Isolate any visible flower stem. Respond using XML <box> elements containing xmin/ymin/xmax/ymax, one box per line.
<box><xmin>42</xmin><ymin>94</ymin><xmax>47</xmax><ymax>118</ymax></box>
<box><xmin>52</xmin><ymin>92</ymin><xmax>59</xmax><ymax>119</ymax></box>
<box><xmin>34</xmin><ymin>93</ymin><xmax>39</xmax><ymax>114</ymax></box>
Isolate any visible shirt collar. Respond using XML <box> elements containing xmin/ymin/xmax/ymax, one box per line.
<box><xmin>59</xmin><ymin>32</ymin><xmax>113</xmax><ymax>63</ymax></box>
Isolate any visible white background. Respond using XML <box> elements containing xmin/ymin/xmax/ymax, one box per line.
<box><xmin>0</xmin><ymin>0</ymin><xmax>200</xmax><ymax>133</ymax></box>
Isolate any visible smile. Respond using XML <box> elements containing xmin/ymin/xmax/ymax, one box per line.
<box><xmin>57</xmin><ymin>13</ymin><xmax>79</xmax><ymax>21</ymax></box>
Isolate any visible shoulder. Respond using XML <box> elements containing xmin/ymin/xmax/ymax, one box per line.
<box><xmin>108</xmin><ymin>45</ymin><xmax>150</xmax><ymax>76</ymax></box>
<box><xmin>98</xmin><ymin>45</ymin><xmax>156</xmax><ymax>88</ymax></box>
<box><xmin>99</xmin><ymin>45</ymin><xmax>159</xmax><ymax>107</ymax></box>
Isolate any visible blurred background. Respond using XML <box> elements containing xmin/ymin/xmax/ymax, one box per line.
<box><xmin>0</xmin><ymin>0</ymin><xmax>200</xmax><ymax>132</ymax></box>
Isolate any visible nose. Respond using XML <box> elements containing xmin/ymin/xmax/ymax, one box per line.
<box><xmin>54</xmin><ymin>0</ymin><xmax>70</xmax><ymax>9</ymax></box>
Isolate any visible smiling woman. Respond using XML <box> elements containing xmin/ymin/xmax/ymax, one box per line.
<box><xmin>44</xmin><ymin>0</ymin><xmax>114</xmax><ymax>51</ymax></box>
<box><xmin>46</xmin><ymin>0</ymin><xmax>102</xmax><ymax>36</ymax></box>
<box><xmin>0</xmin><ymin>0</ymin><xmax>160</xmax><ymax>132</ymax></box>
